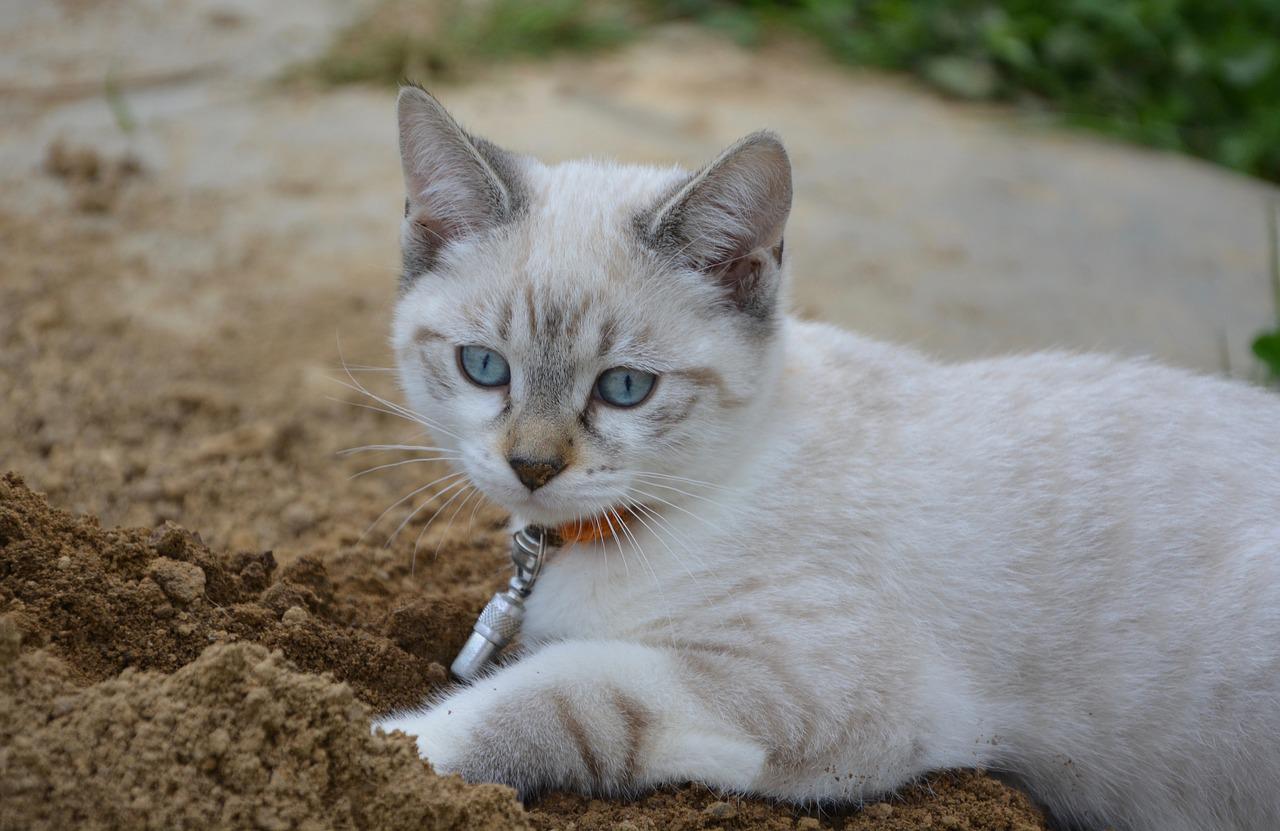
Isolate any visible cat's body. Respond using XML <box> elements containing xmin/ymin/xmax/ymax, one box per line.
<box><xmin>378</xmin><ymin>87</ymin><xmax>1280</xmax><ymax>831</ymax></box>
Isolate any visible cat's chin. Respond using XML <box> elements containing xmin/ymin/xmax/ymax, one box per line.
<box><xmin>491</xmin><ymin>491</ymin><xmax>621</xmax><ymax>531</ymax></box>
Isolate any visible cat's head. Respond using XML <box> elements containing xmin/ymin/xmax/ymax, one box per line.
<box><xmin>390</xmin><ymin>87</ymin><xmax>792</xmax><ymax>528</ymax></box>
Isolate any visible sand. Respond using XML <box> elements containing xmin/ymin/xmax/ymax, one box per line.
<box><xmin>0</xmin><ymin>622</ymin><xmax>528</xmax><ymax>831</ymax></box>
<box><xmin>0</xmin><ymin>479</ymin><xmax>1047</xmax><ymax>829</ymax></box>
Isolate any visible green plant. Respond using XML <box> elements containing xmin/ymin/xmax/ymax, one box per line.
<box><xmin>1252</xmin><ymin>201</ymin><xmax>1280</xmax><ymax>383</ymax></box>
<box><xmin>308</xmin><ymin>0</ymin><xmax>1280</xmax><ymax>183</ymax></box>
<box><xmin>306</xmin><ymin>0</ymin><xmax>636</xmax><ymax>85</ymax></box>
<box><xmin>650</xmin><ymin>0</ymin><xmax>1280</xmax><ymax>183</ymax></box>
<box><xmin>104</xmin><ymin>66</ymin><xmax>136</xmax><ymax>135</ymax></box>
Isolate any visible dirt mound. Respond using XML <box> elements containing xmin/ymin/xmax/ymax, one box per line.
<box><xmin>0</xmin><ymin>618</ymin><xmax>528</xmax><ymax>831</ymax></box>
<box><xmin>1</xmin><ymin>474</ymin><xmax>1047</xmax><ymax>830</ymax></box>
<box><xmin>0</xmin><ymin>472</ymin><xmax>466</xmax><ymax>713</ymax></box>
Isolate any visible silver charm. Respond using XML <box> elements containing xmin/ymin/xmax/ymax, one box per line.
<box><xmin>450</xmin><ymin>525</ymin><xmax>550</xmax><ymax>681</ymax></box>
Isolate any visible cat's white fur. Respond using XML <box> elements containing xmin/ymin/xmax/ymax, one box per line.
<box><xmin>378</xmin><ymin>87</ymin><xmax>1280</xmax><ymax>831</ymax></box>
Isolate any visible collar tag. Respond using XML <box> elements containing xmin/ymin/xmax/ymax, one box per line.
<box><xmin>450</xmin><ymin>526</ymin><xmax>550</xmax><ymax>681</ymax></box>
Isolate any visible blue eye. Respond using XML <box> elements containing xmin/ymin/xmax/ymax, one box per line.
<box><xmin>458</xmin><ymin>345</ymin><xmax>511</xmax><ymax>387</ymax></box>
<box><xmin>595</xmin><ymin>367</ymin><xmax>657</xmax><ymax>407</ymax></box>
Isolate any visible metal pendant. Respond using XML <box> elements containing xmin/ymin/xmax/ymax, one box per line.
<box><xmin>450</xmin><ymin>526</ymin><xmax>549</xmax><ymax>681</ymax></box>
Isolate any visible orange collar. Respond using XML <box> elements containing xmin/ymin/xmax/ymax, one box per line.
<box><xmin>555</xmin><ymin>507</ymin><xmax>635</xmax><ymax>545</ymax></box>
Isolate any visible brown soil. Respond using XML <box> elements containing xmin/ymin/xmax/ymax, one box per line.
<box><xmin>0</xmin><ymin>147</ymin><xmax>1048</xmax><ymax>829</ymax></box>
<box><xmin>0</xmin><ymin>472</ymin><xmax>459</xmax><ymax>712</ymax></box>
<box><xmin>0</xmin><ymin>620</ymin><xmax>528</xmax><ymax>831</ymax></box>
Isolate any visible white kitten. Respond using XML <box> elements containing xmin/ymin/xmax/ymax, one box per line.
<box><xmin>378</xmin><ymin>86</ymin><xmax>1280</xmax><ymax>831</ymax></box>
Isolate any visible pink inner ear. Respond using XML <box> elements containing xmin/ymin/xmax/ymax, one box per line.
<box><xmin>717</xmin><ymin>253</ymin><xmax>765</xmax><ymax>309</ymax></box>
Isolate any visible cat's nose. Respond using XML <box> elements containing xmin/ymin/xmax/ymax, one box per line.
<box><xmin>508</xmin><ymin>456</ymin><xmax>566</xmax><ymax>492</ymax></box>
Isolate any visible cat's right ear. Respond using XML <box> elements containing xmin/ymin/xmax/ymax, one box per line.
<box><xmin>639</xmin><ymin>131</ymin><xmax>792</xmax><ymax>321</ymax></box>
<box><xmin>397</xmin><ymin>86</ymin><xmax>524</xmax><ymax>282</ymax></box>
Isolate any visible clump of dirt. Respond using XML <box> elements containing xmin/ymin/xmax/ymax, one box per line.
<box><xmin>43</xmin><ymin>138</ymin><xmax>143</xmax><ymax>213</ymax></box>
<box><xmin>0</xmin><ymin>617</ymin><xmax>528</xmax><ymax>831</ymax></box>
<box><xmin>0</xmin><ymin>472</ymin><xmax>465</xmax><ymax>713</ymax></box>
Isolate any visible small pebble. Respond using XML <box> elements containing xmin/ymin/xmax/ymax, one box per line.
<box><xmin>866</xmin><ymin>802</ymin><xmax>894</xmax><ymax>819</ymax></box>
<box><xmin>282</xmin><ymin>605</ymin><xmax>309</xmax><ymax>625</ymax></box>
<box><xmin>147</xmin><ymin>557</ymin><xmax>205</xmax><ymax>606</ymax></box>
<box><xmin>703</xmin><ymin>801</ymin><xmax>737</xmax><ymax>820</ymax></box>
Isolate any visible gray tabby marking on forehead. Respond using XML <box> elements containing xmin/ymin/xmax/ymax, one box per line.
<box><xmin>520</xmin><ymin>288</ymin><xmax>605</xmax><ymax>349</ymax></box>
<box><xmin>597</xmin><ymin>317</ymin><xmax>620</xmax><ymax>356</ymax></box>
<box><xmin>396</xmin><ymin>85</ymin><xmax>529</xmax><ymax>292</ymax></box>
<box><xmin>523</xmin><ymin>283</ymin><xmax>539</xmax><ymax>338</ymax></box>
<box><xmin>496</xmin><ymin>294</ymin><xmax>514</xmax><ymax>342</ymax></box>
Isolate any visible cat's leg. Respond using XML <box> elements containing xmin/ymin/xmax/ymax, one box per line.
<box><xmin>376</xmin><ymin>639</ymin><xmax>768</xmax><ymax>797</ymax></box>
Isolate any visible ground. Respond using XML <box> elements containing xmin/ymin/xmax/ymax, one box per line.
<box><xmin>1</xmin><ymin>1</ymin><xmax>1276</xmax><ymax>829</ymax></box>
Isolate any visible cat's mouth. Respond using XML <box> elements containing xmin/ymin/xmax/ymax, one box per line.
<box><xmin>495</xmin><ymin>486</ymin><xmax>642</xmax><ymax>543</ymax></box>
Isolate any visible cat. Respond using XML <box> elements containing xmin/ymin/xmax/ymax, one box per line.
<box><xmin>376</xmin><ymin>85</ymin><xmax>1280</xmax><ymax>831</ymax></box>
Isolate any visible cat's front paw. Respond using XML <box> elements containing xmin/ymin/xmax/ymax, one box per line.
<box><xmin>376</xmin><ymin>684</ymin><xmax>601</xmax><ymax>797</ymax></box>
<box><xmin>376</xmin><ymin>702</ymin><xmax>474</xmax><ymax>776</ymax></box>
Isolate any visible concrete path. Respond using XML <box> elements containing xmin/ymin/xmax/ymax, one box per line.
<box><xmin>2</xmin><ymin>1</ymin><xmax>1276</xmax><ymax>376</ymax></box>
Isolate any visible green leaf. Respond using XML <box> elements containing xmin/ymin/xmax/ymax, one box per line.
<box><xmin>1253</xmin><ymin>330</ymin><xmax>1280</xmax><ymax>378</ymax></box>
<box><xmin>923</xmin><ymin>55</ymin><xmax>999</xmax><ymax>99</ymax></box>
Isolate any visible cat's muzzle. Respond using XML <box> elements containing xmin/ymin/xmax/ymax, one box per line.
<box><xmin>450</xmin><ymin>525</ymin><xmax>550</xmax><ymax>681</ymax></box>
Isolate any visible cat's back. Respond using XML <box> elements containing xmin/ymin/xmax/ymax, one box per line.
<box><xmin>778</xmin><ymin>318</ymin><xmax>1280</xmax><ymax>614</ymax></box>
<box><xmin>782</xmin><ymin>318</ymin><xmax>1280</xmax><ymax>518</ymax></box>
<box><xmin>934</xmin><ymin>348</ymin><xmax>1280</xmax><ymax>522</ymax></box>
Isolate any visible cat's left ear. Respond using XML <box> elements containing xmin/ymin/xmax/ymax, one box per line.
<box><xmin>640</xmin><ymin>131</ymin><xmax>792</xmax><ymax>320</ymax></box>
<box><xmin>397</xmin><ymin>85</ymin><xmax>524</xmax><ymax>283</ymax></box>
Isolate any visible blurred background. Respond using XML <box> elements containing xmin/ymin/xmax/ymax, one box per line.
<box><xmin>1</xmin><ymin>0</ymin><xmax>1278</xmax><ymax>551</ymax></box>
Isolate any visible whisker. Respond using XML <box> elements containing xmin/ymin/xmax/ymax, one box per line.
<box><xmin>613</xmin><ymin>507</ymin><xmax>678</xmax><ymax>645</ymax></box>
<box><xmin>624</xmin><ymin>500</ymin><xmax>714</xmax><ymax>607</ymax></box>
<box><xmin>629</xmin><ymin>470</ymin><xmax>735</xmax><ymax>492</ymax></box>
<box><xmin>411</xmin><ymin>483</ymin><xmax>474</xmax><ymax>574</ymax></box>
<box><xmin>363</xmin><ymin>470</ymin><xmax>466</xmax><ymax>545</ymax></box>
<box><xmin>627</xmin><ymin>497</ymin><xmax>751</xmax><ymax>632</ymax></box>
<box><xmin>630</xmin><ymin>476</ymin><xmax>739</xmax><ymax>512</ymax></box>
<box><xmin>333</xmin><ymin>341</ymin><xmax>463</xmax><ymax>441</ymax></box>
<box><xmin>326</xmin><ymin>380</ymin><xmax>462</xmax><ymax>442</ymax></box>
<box><xmin>627</xmin><ymin>485</ymin><xmax>730</xmax><ymax>536</ymax></box>
<box><xmin>326</xmin><ymin>396</ymin><xmax>418</xmax><ymax>423</ymax></box>
<box><xmin>602</xmin><ymin>509</ymin><xmax>631</xmax><ymax>580</ymax></box>
<box><xmin>625</xmin><ymin>497</ymin><xmax>715</xmax><ymax>577</ymax></box>
<box><xmin>465</xmin><ymin>489</ymin><xmax>487</xmax><ymax>537</ymax></box>
<box><xmin>392</xmin><ymin>476</ymin><xmax>470</xmax><ymax>555</ymax></box>
<box><xmin>339</xmin><ymin>443</ymin><xmax>458</xmax><ymax>456</ymax></box>
<box><xmin>348</xmin><ymin>456</ymin><xmax>460</xmax><ymax>480</ymax></box>
<box><xmin>579</xmin><ymin>508</ymin><xmax>607</xmax><ymax>583</ymax></box>
<box><xmin>434</xmin><ymin>486</ymin><xmax>481</xmax><ymax>558</ymax></box>
<box><xmin>325</xmin><ymin>395</ymin><xmax>462</xmax><ymax>443</ymax></box>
